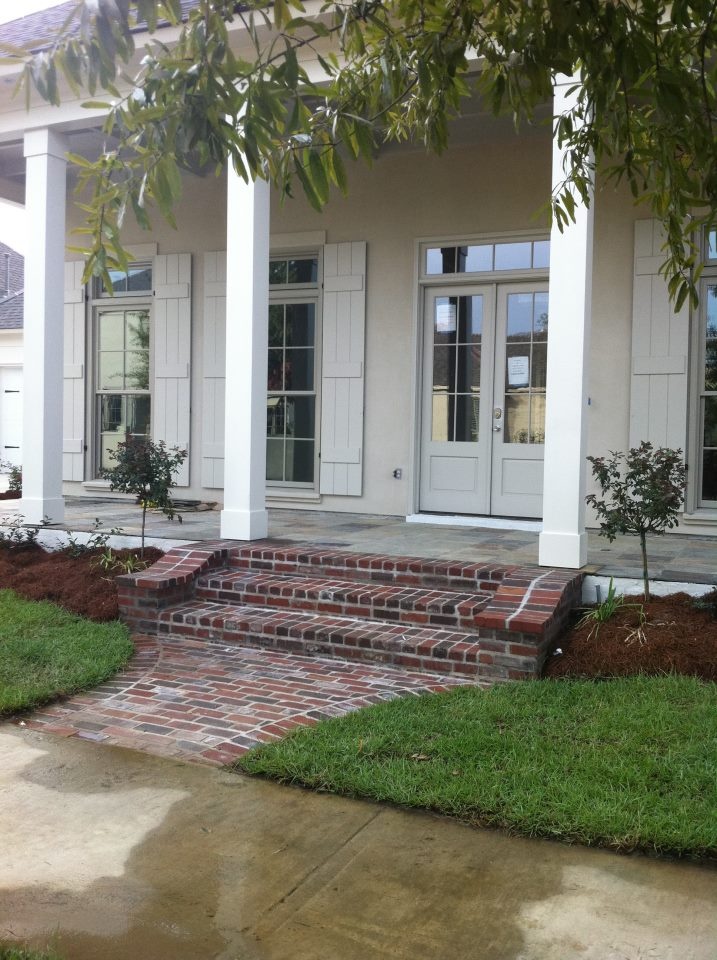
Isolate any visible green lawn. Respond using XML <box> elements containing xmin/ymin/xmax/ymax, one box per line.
<box><xmin>237</xmin><ymin>675</ymin><xmax>717</xmax><ymax>857</ymax></box>
<box><xmin>0</xmin><ymin>590</ymin><xmax>133</xmax><ymax>715</ymax></box>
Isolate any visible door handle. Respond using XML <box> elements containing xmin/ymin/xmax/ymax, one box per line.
<box><xmin>492</xmin><ymin>425</ymin><xmax>502</xmax><ymax>432</ymax></box>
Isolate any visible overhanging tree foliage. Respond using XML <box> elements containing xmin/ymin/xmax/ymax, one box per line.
<box><xmin>4</xmin><ymin>0</ymin><xmax>717</xmax><ymax>306</ymax></box>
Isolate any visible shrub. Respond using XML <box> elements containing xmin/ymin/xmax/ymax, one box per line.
<box><xmin>586</xmin><ymin>442</ymin><xmax>686</xmax><ymax>601</ymax></box>
<box><xmin>103</xmin><ymin>437</ymin><xmax>186</xmax><ymax>556</ymax></box>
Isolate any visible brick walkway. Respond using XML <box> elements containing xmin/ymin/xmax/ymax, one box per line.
<box><xmin>17</xmin><ymin>636</ymin><xmax>466</xmax><ymax>766</ymax></box>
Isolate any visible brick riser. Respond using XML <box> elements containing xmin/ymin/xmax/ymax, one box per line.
<box><xmin>196</xmin><ymin>570</ymin><xmax>493</xmax><ymax>632</ymax></box>
<box><xmin>158</xmin><ymin>602</ymin><xmax>488</xmax><ymax>679</ymax></box>
<box><xmin>118</xmin><ymin>541</ymin><xmax>584</xmax><ymax>685</ymax></box>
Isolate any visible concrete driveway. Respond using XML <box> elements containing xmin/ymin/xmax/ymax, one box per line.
<box><xmin>1</xmin><ymin>727</ymin><xmax>716</xmax><ymax>960</ymax></box>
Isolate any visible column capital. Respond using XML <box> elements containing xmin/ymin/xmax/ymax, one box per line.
<box><xmin>23</xmin><ymin>127</ymin><xmax>69</xmax><ymax>162</ymax></box>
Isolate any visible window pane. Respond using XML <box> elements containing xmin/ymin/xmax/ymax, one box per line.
<box><xmin>99</xmin><ymin>352</ymin><xmax>125</xmax><ymax>390</ymax></box>
<box><xmin>285</xmin><ymin>396</ymin><xmax>315</xmax><ymax>438</ymax></box>
<box><xmin>268</xmin><ymin>304</ymin><xmax>284</xmax><ymax>346</ymax></box>
<box><xmin>126</xmin><ymin>310</ymin><xmax>150</xmax><ymax>350</ymax></box>
<box><xmin>507</xmin><ymin>293</ymin><xmax>534</xmax><ymax>340</ymax></box>
<box><xmin>284</xmin><ymin>349</ymin><xmax>314</xmax><ymax>390</ymax></box>
<box><xmin>709</xmin><ymin>231</ymin><xmax>717</xmax><ymax>261</ymax></box>
<box><xmin>127</xmin><ymin>266</ymin><xmax>152</xmax><ymax>292</ymax></box>
<box><xmin>285</xmin><ymin>439</ymin><xmax>314</xmax><ymax>482</ymax></box>
<box><xmin>267</xmin><ymin>349</ymin><xmax>284</xmax><ymax>391</ymax></box>
<box><xmin>457</xmin><ymin>296</ymin><xmax>483</xmax><ymax>343</ymax></box>
<box><xmin>432</xmin><ymin>391</ymin><xmax>452</xmax><ymax>442</ymax></box>
<box><xmin>533</xmin><ymin>293</ymin><xmax>549</xmax><ymax>340</ymax></box>
<box><xmin>126</xmin><ymin>395</ymin><xmax>151</xmax><ymax>435</ymax></box>
<box><xmin>704</xmin><ymin>397</ymin><xmax>717</xmax><ymax>447</ymax></box>
<box><xmin>426</xmin><ymin>247</ymin><xmax>456</xmax><ymax>274</ymax></box>
<box><xmin>287</xmin><ymin>258</ymin><xmax>318</xmax><ymax>284</ymax></box>
<box><xmin>99</xmin><ymin>312</ymin><xmax>124</xmax><ymax>350</ymax></box>
<box><xmin>267</xmin><ymin>396</ymin><xmax>285</xmax><ymax>437</ymax></box>
<box><xmin>706</xmin><ymin>342</ymin><xmax>717</xmax><ymax>392</ymax></box>
<box><xmin>707</xmin><ymin>286</ymin><xmax>717</xmax><ymax>337</ymax></box>
<box><xmin>532</xmin><ymin>240</ymin><xmax>550</xmax><ymax>268</ymax></box>
<box><xmin>702</xmin><ymin>449</ymin><xmax>717</xmax><ymax>500</ymax></box>
<box><xmin>266</xmin><ymin>437</ymin><xmax>284</xmax><ymax>480</ymax></box>
<box><xmin>285</xmin><ymin>303</ymin><xmax>315</xmax><ymax>346</ymax></box>
<box><xmin>126</xmin><ymin>352</ymin><xmax>149</xmax><ymax>390</ymax></box>
<box><xmin>463</xmin><ymin>245</ymin><xmax>493</xmax><ymax>272</ymax></box>
<box><xmin>99</xmin><ymin>394</ymin><xmax>150</xmax><ymax>471</ymax></box>
<box><xmin>269</xmin><ymin>261</ymin><xmax>288</xmax><ymax>285</ymax></box>
<box><xmin>495</xmin><ymin>242</ymin><xmax>532</xmax><ymax>270</ymax></box>
<box><xmin>106</xmin><ymin>270</ymin><xmax>128</xmax><ymax>294</ymax></box>
<box><xmin>455</xmin><ymin>395</ymin><xmax>479</xmax><ymax>442</ymax></box>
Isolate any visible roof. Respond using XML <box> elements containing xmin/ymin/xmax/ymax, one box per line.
<box><xmin>0</xmin><ymin>1</ymin><xmax>199</xmax><ymax>51</ymax></box>
<box><xmin>0</xmin><ymin>241</ymin><xmax>23</xmax><ymax>330</ymax></box>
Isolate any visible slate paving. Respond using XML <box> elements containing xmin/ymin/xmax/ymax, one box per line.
<box><xmin>19</xmin><ymin>635</ymin><xmax>464</xmax><ymax>765</ymax></box>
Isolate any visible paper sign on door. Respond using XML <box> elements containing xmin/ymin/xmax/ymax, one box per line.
<box><xmin>435</xmin><ymin>302</ymin><xmax>457</xmax><ymax>333</ymax></box>
<box><xmin>507</xmin><ymin>355</ymin><xmax>530</xmax><ymax>387</ymax></box>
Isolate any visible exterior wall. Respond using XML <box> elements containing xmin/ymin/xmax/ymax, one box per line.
<box><xmin>62</xmin><ymin>130</ymin><xmax>699</xmax><ymax>526</ymax></box>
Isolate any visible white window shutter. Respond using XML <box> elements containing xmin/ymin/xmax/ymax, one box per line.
<box><xmin>63</xmin><ymin>261</ymin><xmax>85</xmax><ymax>481</ymax></box>
<box><xmin>629</xmin><ymin>220</ymin><xmax>689</xmax><ymax>451</ymax></box>
<box><xmin>202</xmin><ymin>252</ymin><xmax>226</xmax><ymax>488</ymax></box>
<box><xmin>154</xmin><ymin>253</ymin><xmax>191</xmax><ymax>486</ymax></box>
<box><xmin>320</xmin><ymin>241</ymin><xmax>366</xmax><ymax>495</ymax></box>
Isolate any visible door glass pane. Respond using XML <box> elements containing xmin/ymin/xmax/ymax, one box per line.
<box><xmin>431</xmin><ymin>392</ymin><xmax>452</xmax><ymax>442</ymax></box>
<box><xmin>431</xmin><ymin>295</ymin><xmax>484</xmax><ymax>443</ymax></box>
<box><xmin>503</xmin><ymin>291</ymin><xmax>548</xmax><ymax>444</ymax></box>
<box><xmin>457</xmin><ymin>296</ymin><xmax>483</xmax><ymax>343</ymax></box>
<box><xmin>455</xmin><ymin>395</ymin><xmax>480</xmax><ymax>442</ymax></box>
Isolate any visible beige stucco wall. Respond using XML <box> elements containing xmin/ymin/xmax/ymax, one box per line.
<box><xmin>64</xmin><ymin>127</ymin><xmax>651</xmax><ymax>518</ymax></box>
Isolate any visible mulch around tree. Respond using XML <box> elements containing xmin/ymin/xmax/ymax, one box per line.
<box><xmin>0</xmin><ymin>545</ymin><xmax>163</xmax><ymax>621</ymax></box>
<box><xmin>545</xmin><ymin>592</ymin><xmax>717</xmax><ymax>682</ymax></box>
<box><xmin>0</xmin><ymin>491</ymin><xmax>20</xmax><ymax>501</ymax></box>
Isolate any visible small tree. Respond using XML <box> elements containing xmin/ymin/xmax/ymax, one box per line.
<box><xmin>104</xmin><ymin>437</ymin><xmax>187</xmax><ymax>557</ymax></box>
<box><xmin>586</xmin><ymin>443</ymin><xmax>686</xmax><ymax>601</ymax></box>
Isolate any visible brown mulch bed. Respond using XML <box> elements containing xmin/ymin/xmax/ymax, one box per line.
<box><xmin>0</xmin><ymin>545</ymin><xmax>163</xmax><ymax>621</ymax></box>
<box><xmin>0</xmin><ymin>490</ymin><xmax>21</xmax><ymax>500</ymax></box>
<box><xmin>545</xmin><ymin>592</ymin><xmax>717</xmax><ymax>682</ymax></box>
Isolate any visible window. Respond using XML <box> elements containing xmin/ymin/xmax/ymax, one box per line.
<box><xmin>267</xmin><ymin>256</ymin><xmax>319</xmax><ymax>486</ymax></box>
<box><xmin>698</xmin><ymin>282</ymin><xmax>717</xmax><ymax>505</ymax></box>
<box><xmin>96</xmin><ymin>307</ymin><xmax>151</xmax><ymax>472</ymax></box>
<box><xmin>503</xmin><ymin>291</ymin><xmax>548</xmax><ymax>444</ymax></box>
<box><xmin>425</xmin><ymin>239</ymin><xmax>550</xmax><ymax>277</ymax></box>
<box><xmin>98</xmin><ymin>263</ymin><xmax>153</xmax><ymax>297</ymax></box>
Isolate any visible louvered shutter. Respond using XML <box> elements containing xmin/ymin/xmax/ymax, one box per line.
<box><xmin>629</xmin><ymin>220</ymin><xmax>689</xmax><ymax>450</ymax></box>
<box><xmin>202</xmin><ymin>252</ymin><xmax>226</xmax><ymax>488</ymax></box>
<box><xmin>63</xmin><ymin>261</ymin><xmax>85</xmax><ymax>481</ymax></box>
<box><xmin>153</xmin><ymin>253</ymin><xmax>191</xmax><ymax>486</ymax></box>
<box><xmin>319</xmin><ymin>241</ymin><xmax>366</xmax><ymax>496</ymax></box>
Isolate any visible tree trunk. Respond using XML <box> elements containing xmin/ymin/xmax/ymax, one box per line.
<box><xmin>640</xmin><ymin>529</ymin><xmax>649</xmax><ymax>602</ymax></box>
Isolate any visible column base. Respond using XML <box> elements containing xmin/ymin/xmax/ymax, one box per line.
<box><xmin>538</xmin><ymin>530</ymin><xmax>587</xmax><ymax>569</ymax></box>
<box><xmin>20</xmin><ymin>496</ymin><xmax>65</xmax><ymax>526</ymax></box>
<box><xmin>220</xmin><ymin>507</ymin><xmax>269</xmax><ymax>541</ymax></box>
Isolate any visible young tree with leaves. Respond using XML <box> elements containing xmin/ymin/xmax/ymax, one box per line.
<box><xmin>3</xmin><ymin>0</ymin><xmax>717</xmax><ymax>307</ymax></box>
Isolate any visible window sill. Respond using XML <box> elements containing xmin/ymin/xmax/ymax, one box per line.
<box><xmin>266</xmin><ymin>488</ymin><xmax>321</xmax><ymax>504</ymax></box>
<box><xmin>681</xmin><ymin>510</ymin><xmax>717</xmax><ymax>525</ymax></box>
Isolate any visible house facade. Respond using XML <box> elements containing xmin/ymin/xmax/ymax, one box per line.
<box><xmin>0</xmin><ymin>240</ymin><xmax>23</xmax><ymax>470</ymax></box>
<box><xmin>0</xmin><ymin>4</ymin><xmax>714</xmax><ymax>569</ymax></box>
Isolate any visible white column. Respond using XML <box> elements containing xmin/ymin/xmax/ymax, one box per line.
<box><xmin>21</xmin><ymin>128</ymin><xmax>68</xmax><ymax>525</ymax></box>
<box><xmin>538</xmin><ymin>76</ymin><xmax>594</xmax><ymax>569</ymax></box>
<box><xmin>220</xmin><ymin>169</ymin><xmax>270</xmax><ymax>540</ymax></box>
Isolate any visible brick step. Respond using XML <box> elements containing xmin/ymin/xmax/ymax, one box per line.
<box><xmin>196</xmin><ymin>569</ymin><xmax>492</xmax><ymax>632</ymax></box>
<box><xmin>230</xmin><ymin>543</ymin><xmax>513</xmax><ymax>593</ymax></box>
<box><xmin>158</xmin><ymin>600</ymin><xmax>491</xmax><ymax>679</ymax></box>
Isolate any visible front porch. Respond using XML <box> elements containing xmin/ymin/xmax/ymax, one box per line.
<box><xmin>40</xmin><ymin>498</ymin><xmax>717</xmax><ymax>588</ymax></box>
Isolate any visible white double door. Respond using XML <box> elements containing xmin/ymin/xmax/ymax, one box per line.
<box><xmin>419</xmin><ymin>283</ymin><xmax>548</xmax><ymax>519</ymax></box>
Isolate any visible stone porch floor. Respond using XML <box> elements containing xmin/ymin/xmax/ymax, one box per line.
<box><xmin>22</xmin><ymin>498</ymin><xmax>717</xmax><ymax>585</ymax></box>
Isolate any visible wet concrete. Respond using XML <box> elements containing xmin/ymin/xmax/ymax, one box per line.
<box><xmin>1</xmin><ymin>727</ymin><xmax>716</xmax><ymax>960</ymax></box>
